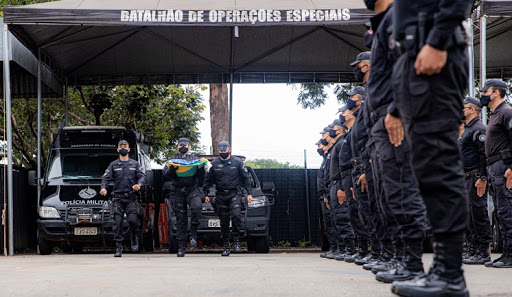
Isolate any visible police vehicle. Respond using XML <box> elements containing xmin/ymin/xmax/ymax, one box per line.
<box><xmin>163</xmin><ymin>155</ymin><xmax>275</xmax><ymax>253</ymax></box>
<box><xmin>30</xmin><ymin>126</ymin><xmax>155</xmax><ymax>255</ymax></box>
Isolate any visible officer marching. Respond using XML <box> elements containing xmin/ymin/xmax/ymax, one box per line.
<box><xmin>100</xmin><ymin>140</ymin><xmax>145</xmax><ymax>257</ymax></box>
<box><xmin>203</xmin><ymin>141</ymin><xmax>253</xmax><ymax>256</ymax></box>
<box><xmin>163</xmin><ymin>138</ymin><xmax>206</xmax><ymax>257</ymax></box>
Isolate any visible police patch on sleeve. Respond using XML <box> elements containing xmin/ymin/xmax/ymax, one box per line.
<box><xmin>508</xmin><ymin>119</ymin><xmax>512</xmax><ymax>130</ymax></box>
<box><xmin>103</xmin><ymin>169</ymin><xmax>109</xmax><ymax>176</ymax></box>
<box><xmin>478</xmin><ymin>134</ymin><xmax>486</xmax><ymax>142</ymax></box>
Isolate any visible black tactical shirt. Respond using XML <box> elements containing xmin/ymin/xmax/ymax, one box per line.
<box><xmin>101</xmin><ymin>158</ymin><xmax>145</xmax><ymax>193</ymax></box>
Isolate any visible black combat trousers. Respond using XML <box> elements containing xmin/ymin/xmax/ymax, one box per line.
<box><xmin>371</xmin><ymin>117</ymin><xmax>428</xmax><ymax>241</ymax></box>
<box><xmin>321</xmin><ymin>198</ymin><xmax>337</xmax><ymax>247</ymax></box>
<box><xmin>352</xmin><ymin>163</ymin><xmax>379</xmax><ymax>252</ymax></box>
<box><xmin>342</xmin><ymin>172</ymin><xmax>370</xmax><ymax>242</ymax></box>
<box><xmin>465</xmin><ymin>173</ymin><xmax>492</xmax><ymax>246</ymax></box>
<box><xmin>113</xmin><ymin>196</ymin><xmax>141</xmax><ymax>243</ymax></box>
<box><xmin>329</xmin><ymin>182</ymin><xmax>355</xmax><ymax>245</ymax></box>
<box><xmin>488</xmin><ymin>160</ymin><xmax>512</xmax><ymax>249</ymax></box>
<box><xmin>169</xmin><ymin>185</ymin><xmax>203</xmax><ymax>242</ymax></box>
<box><xmin>215</xmin><ymin>191</ymin><xmax>243</xmax><ymax>240</ymax></box>
<box><xmin>393</xmin><ymin>45</ymin><xmax>469</xmax><ymax>275</ymax></box>
<box><xmin>362</xmin><ymin>150</ymin><xmax>384</xmax><ymax>254</ymax></box>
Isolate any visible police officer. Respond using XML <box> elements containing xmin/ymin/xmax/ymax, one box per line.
<box><xmin>389</xmin><ymin>0</ymin><xmax>472</xmax><ymax>295</ymax></box>
<box><xmin>100</xmin><ymin>140</ymin><xmax>145</xmax><ymax>257</ymax></box>
<box><xmin>480</xmin><ymin>79</ymin><xmax>512</xmax><ymax>268</ymax></box>
<box><xmin>459</xmin><ymin>97</ymin><xmax>492</xmax><ymax>265</ymax></box>
<box><xmin>365</xmin><ymin>0</ymin><xmax>429</xmax><ymax>284</ymax></box>
<box><xmin>203</xmin><ymin>141</ymin><xmax>253</xmax><ymax>256</ymax></box>
<box><xmin>327</xmin><ymin>117</ymin><xmax>355</xmax><ymax>260</ymax></box>
<box><xmin>163</xmin><ymin>138</ymin><xmax>205</xmax><ymax>257</ymax></box>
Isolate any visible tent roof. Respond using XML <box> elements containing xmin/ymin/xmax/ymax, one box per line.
<box><xmin>0</xmin><ymin>19</ymin><xmax>62</xmax><ymax>98</ymax></box>
<box><xmin>3</xmin><ymin>0</ymin><xmax>372</xmax><ymax>85</ymax></box>
<box><xmin>482</xmin><ymin>0</ymin><xmax>512</xmax><ymax>16</ymax></box>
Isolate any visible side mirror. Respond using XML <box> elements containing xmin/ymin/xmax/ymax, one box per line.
<box><xmin>145</xmin><ymin>170</ymin><xmax>154</xmax><ymax>186</ymax></box>
<box><xmin>28</xmin><ymin>170</ymin><xmax>38</xmax><ymax>187</ymax></box>
<box><xmin>262</xmin><ymin>181</ymin><xmax>275</xmax><ymax>193</ymax></box>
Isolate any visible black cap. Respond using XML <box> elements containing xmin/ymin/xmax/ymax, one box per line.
<box><xmin>331</xmin><ymin>119</ymin><xmax>342</xmax><ymax>127</ymax></box>
<box><xmin>347</xmin><ymin>86</ymin><xmax>366</xmax><ymax>97</ymax></box>
<box><xmin>320</xmin><ymin>127</ymin><xmax>330</xmax><ymax>134</ymax></box>
<box><xmin>350</xmin><ymin>51</ymin><xmax>371</xmax><ymax>67</ymax></box>
<box><xmin>218</xmin><ymin>141</ymin><xmax>230</xmax><ymax>151</ymax></box>
<box><xmin>177</xmin><ymin>138</ymin><xmax>190</xmax><ymax>145</ymax></box>
<box><xmin>118</xmin><ymin>140</ymin><xmax>129</xmax><ymax>146</ymax></box>
<box><xmin>463</xmin><ymin>96</ymin><xmax>482</xmax><ymax>108</ymax></box>
<box><xmin>338</xmin><ymin>105</ymin><xmax>348</xmax><ymax>113</ymax></box>
<box><xmin>479</xmin><ymin>79</ymin><xmax>507</xmax><ymax>92</ymax></box>
<box><xmin>315</xmin><ymin>140</ymin><xmax>321</xmax><ymax>145</ymax></box>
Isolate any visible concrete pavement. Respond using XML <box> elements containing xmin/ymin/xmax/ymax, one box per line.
<box><xmin>0</xmin><ymin>252</ymin><xmax>509</xmax><ymax>297</ymax></box>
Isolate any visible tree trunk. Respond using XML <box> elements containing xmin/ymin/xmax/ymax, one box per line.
<box><xmin>209</xmin><ymin>84</ymin><xmax>229</xmax><ymax>153</ymax></box>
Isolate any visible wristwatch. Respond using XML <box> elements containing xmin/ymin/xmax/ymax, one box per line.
<box><xmin>479</xmin><ymin>176</ymin><xmax>487</xmax><ymax>181</ymax></box>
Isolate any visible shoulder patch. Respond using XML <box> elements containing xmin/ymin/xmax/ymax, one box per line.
<box><xmin>508</xmin><ymin>118</ymin><xmax>512</xmax><ymax>130</ymax></box>
<box><xmin>478</xmin><ymin>134</ymin><xmax>486</xmax><ymax>142</ymax></box>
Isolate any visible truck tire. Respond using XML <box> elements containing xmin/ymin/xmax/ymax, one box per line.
<box><xmin>38</xmin><ymin>236</ymin><xmax>53</xmax><ymax>255</ymax></box>
<box><xmin>254</xmin><ymin>233</ymin><xmax>270</xmax><ymax>254</ymax></box>
<box><xmin>143</xmin><ymin>233</ymin><xmax>154</xmax><ymax>252</ymax></box>
<box><xmin>247</xmin><ymin>237</ymin><xmax>255</xmax><ymax>252</ymax></box>
<box><xmin>492</xmin><ymin>212</ymin><xmax>503</xmax><ymax>253</ymax></box>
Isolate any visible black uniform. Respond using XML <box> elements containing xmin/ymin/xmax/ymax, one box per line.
<box><xmin>329</xmin><ymin>135</ymin><xmax>355</xmax><ymax>252</ymax></box>
<box><xmin>486</xmin><ymin>101</ymin><xmax>512</xmax><ymax>253</ymax></box>
<box><xmin>350</xmin><ymin>104</ymin><xmax>381</xmax><ymax>256</ymax></box>
<box><xmin>101</xmin><ymin>158</ymin><xmax>145</xmax><ymax>244</ymax></box>
<box><xmin>459</xmin><ymin>118</ymin><xmax>491</xmax><ymax>251</ymax></box>
<box><xmin>368</xmin><ymin>4</ymin><xmax>427</xmax><ymax>264</ymax></box>
<box><xmin>163</xmin><ymin>154</ymin><xmax>205</xmax><ymax>243</ymax></box>
<box><xmin>317</xmin><ymin>155</ymin><xmax>336</xmax><ymax>249</ymax></box>
<box><xmin>391</xmin><ymin>0</ymin><xmax>472</xmax><ymax>294</ymax></box>
<box><xmin>203</xmin><ymin>155</ymin><xmax>252</xmax><ymax>242</ymax></box>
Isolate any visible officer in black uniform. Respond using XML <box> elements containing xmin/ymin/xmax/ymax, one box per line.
<box><xmin>100</xmin><ymin>140</ymin><xmax>145</xmax><ymax>257</ymax></box>
<box><xmin>327</xmin><ymin>117</ymin><xmax>355</xmax><ymax>260</ymax></box>
<box><xmin>203</xmin><ymin>141</ymin><xmax>253</xmax><ymax>256</ymax></box>
<box><xmin>365</xmin><ymin>0</ymin><xmax>429</xmax><ymax>284</ymax></box>
<box><xmin>346</xmin><ymin>87</ymin><xmax>381</xmax><ymax>265</ymax></box>
<box><xmin>459</xmin><ymin>97</ymin><xmax>492</xmax><ymax>265</ymax></box>
<box><xmin>163</xmin><ymin>138</ymin><xmax>205</xmax><ymax>257</ymax></box>
<box><xmin>389</xmin><ymin>0</ymin><xmax>472</xmax><ymax>295</ymax></box>
<box><xmin>480</xmin><ymin>79</ymin><xmax>512</xmax><ymax>268</ymax></box>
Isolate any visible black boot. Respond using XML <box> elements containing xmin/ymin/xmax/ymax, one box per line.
<box><xmin>372</xmin><ymin>241</ymin><xmax>404</xmax><ymax>274</ymax></box>
<box><xmin>130</xmin><ymin>232</ymin><xmax>139</xmax><ymax>252</ymax></box>
<box><xmin>114</xmin><ymin>242</ymin><xmax>123</xmax><ymax>257</ymax></box>
<box><xmin>485</xmin><ymin>244</ymin><xmax>506</xmax><ymax>267</ymax></box>
<box><xmin>462</xmin><ymin>239</ymin><xmax>475</xmax><ymax>263</ymax></box>
<box><xmin>177</xmin><ymin>241</ymin><xmax>186</xmax><ymax>257</ymax></box>
<box><xmin>189</xmin><ymin>233</ymin><xmax>198</xmax><ymax>248</ymax></box>
<box><xmin>376</xmin><ymin>239</ymin><xmax>425</xmax><ymax>283</ymax></box>
<box><xmin>391</xmin><ymin>235</ymin><xmax>469</xmax><ymax>297</ymax></box>
<box><xmin>233</xmin><ymin>237</ymin><xmax>242</xmax><ymax>253</ymax></box>
<box><xmin>221</xmin><ymin>238</ymin><xmax>230</xmax><ymax>256</ymax></box>
<box><xmin>492</xmin><ymin>246</ymin><xmax>512</xmax><ymax>268</ymax></box>
<box><xmin>345</xmin><ymin>239</ymin><xmax>369</xmax><ymax>263</ymax></box>
<box><xmin>465</xmin><ymin>242</ymin><xmax>491</xmax><ymax>265</ymax></box>
<box><xmin>320</xmin><ymin>243</ymin><xmax>336</xmax><ymax>258</ymax></box>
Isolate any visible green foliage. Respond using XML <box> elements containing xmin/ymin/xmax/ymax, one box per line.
<box><xmin>295</xmin><ymin>83</ymin><xmax>357</xmax><ymax>110</ymax></box>
<box><xmin>276</xmin><ymin>241</ymin><xmax>291</xmax><ymax>248</ymax></box>
<box><xmin>297</xmin><ymin>237</ymin><xmax>311</xmax><ymax>248</ymax></box>
<box><xmin>245</xmin><ymin>158</ymin><xmax>302</xmax><ymax>169</ymax></box>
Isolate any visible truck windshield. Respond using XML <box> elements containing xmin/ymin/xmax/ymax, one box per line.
<box><xmin>47</xmin><ymin>149</ymin><xmax>121</xmax><ymax>181</ymax></box>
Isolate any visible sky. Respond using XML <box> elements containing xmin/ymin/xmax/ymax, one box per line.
<box><xmin>195</xmin><ymin>84</ymin><xmax>343</xmax><ymax>169</ymax></box>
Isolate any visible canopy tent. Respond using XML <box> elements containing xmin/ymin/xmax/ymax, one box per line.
<box><xmin>0</xmin><ymin>19</ymin><xmax>62</xmax><ymax>98</ymax></box>
<box><xmin>2</xmin><ymin>0</ymin><xmax>374</xmax><ymax>256</ymax></box>
<box><xmin>4</xmin><ymin>0</ymin><xmax>372</xmax><ymax>85</ymax></box>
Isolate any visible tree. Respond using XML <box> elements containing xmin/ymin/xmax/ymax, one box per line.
<box><xmin>245</xmin><ymin>158</ymin><xmax>303</xmax><ymax>169</ymax></box>
<box><xmin>209</xmin><ymin>84</ymin><xmax>229</xmax><ymax>152</ymax></box>
<box><xmin>295</xmin><ymin>83</ymin><xmax>353</xmax><ymax>110</ymax></box>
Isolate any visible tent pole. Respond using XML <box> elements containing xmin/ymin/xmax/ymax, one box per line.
<box><xmin>64</xmin><ymin>77</ymin><xmax>69</xmax><ymax>126</ymax></box>
<box><xmin>303</xmin><ymin>149</ymin><xmax>311</xmax><ymax>242</ymax></box>
<box><xmin>467</xmin><ymin>18</ymin><xmax>475</xmax><ymax>97</ymax></box>
<box><xmin>228</xmin><ymin>27</ymin><xmax>235</xmax><ymax>147</ymax></box>
<box><xmin>3</xmin><ymin>23</ymin><xmax>14</xmax><ymax>256</ymax></box>
<box><xmin>480</xmin><ymin>14</ymin><xmax>487</xmax><ymax>125</ymax></box>
<box><xmin>37</xmin><ymin>50</ymin><xmax>42</xmax><ymax>212</ymax></box>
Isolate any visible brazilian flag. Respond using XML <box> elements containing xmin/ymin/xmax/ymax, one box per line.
<box><xmin>167</xmin><ymin>158</ymin><xmax>208</xmax><ymax>177</ymax></box>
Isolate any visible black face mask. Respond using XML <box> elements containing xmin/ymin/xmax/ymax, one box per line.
<box><xmin>363</xmin><ymin>31</ymin><xmax>373</xmax><ymax>49</ymax></box>
<box><xmin>339</xmin><ymin>114</ymin><xmax>346</xmax><ymax>125</ymax></box>
<box><xmin>317</xmin><ymin>148</ymin><xmax>324</xmax><ymax>156</ymax></box>
<box><xmin>220</xmin><ymin>152</ymin><xmax>230</xmax><ymax>159</ymax></box>
<box><xmin>329</xmin><ymin>129</ymin><xmax>338</xmax><ymax>138</ymax></box>
<box><xmin>480</xmin><ymin>95</ymin><xmax>491</xmax><ymax>107</ymax></box>
<box><xmin>354</xmin><ymin>67</ymin><xmax>366</xmax><ymax>82</ymax></box>
<box><xmin>320</xmin><ymin>138</ymin><xmax>329</xmax><ymax>146</ymax></box>
<box><xmin>119</xmin><ymin>148</ymin><xmax>128</xmax><ymax>157</ymax></box>
<box><xmin>178</xmin><ymin>147</ymin><xmax>189</xmax><ymax>154</ymax></box>
<box><xmin>364</xmin><ymin>0</ymin><xmax>376</xmax><ymax>10</ymax></box>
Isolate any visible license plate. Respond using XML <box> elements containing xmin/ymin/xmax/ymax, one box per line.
<box><xmin>74</xmin><ymin>227</ymin><xmax>98</xmax><ymax>236</ymax></box>
<box><xmin>208</xmin><ymin>219</ymin><xmax>221</xmax><ymax>228</ymax></box>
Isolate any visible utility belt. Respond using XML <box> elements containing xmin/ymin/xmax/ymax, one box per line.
<box><xmin>351</xmin><ymin>157</ymin><xmax>362</xmax><ymax>167</ymax></box>
<box><xmin>329</xmin><ymin>180</ymin><xmax>341</xmax><ymax>187</ymax></box>
<box><xmin>464</xmin><ymin>168</ymin><xmax>481</xmax><ymax>180</ymax></box>
<box><xmin>341</xmin><ymin>169</ymin><xmax>352</xmax><ymax>180</ymax></box>
<box><xmin>487</xmin><ymin>149</ymin><xmax>512</xmax><ymax>166</ymax></box>
<box><xmin>370</xmin><ymin>104</ymin><xmax>390</xmax><ymax>126</ymax></box>
<box><xmin>216</xmin><ymin>188</ymin><xmax>239</xmax><ymax>195</ymax></box>
<box><xmin>392</xmin><ymin>18</ymin><xmax>467</xmax><ymax>58</ymax></box>
<box><xmin>112</xmin><ymin>191</ymin><xmax>137</xmax><ymax>200</ymax></box>
<box><xmin>171</xmin><ymin>184</ymin><xmax>197</xmax><ymax>193</ymax></box>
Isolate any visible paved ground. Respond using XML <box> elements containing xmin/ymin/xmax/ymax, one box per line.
<box><xmin>0</xmin><ymin>251</ymin><xmax>510</xmax><ymax>297</ymax></box>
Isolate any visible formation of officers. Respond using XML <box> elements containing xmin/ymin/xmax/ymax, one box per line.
<box><xmin>316</xmin><ymin>0</ymin><xmax>512</xmax><ymax>296</ymax></box>
<box><xmin>101</xmin><ymin>138</ymin><xmax>252</xmax><ymax>258</ymax></box>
